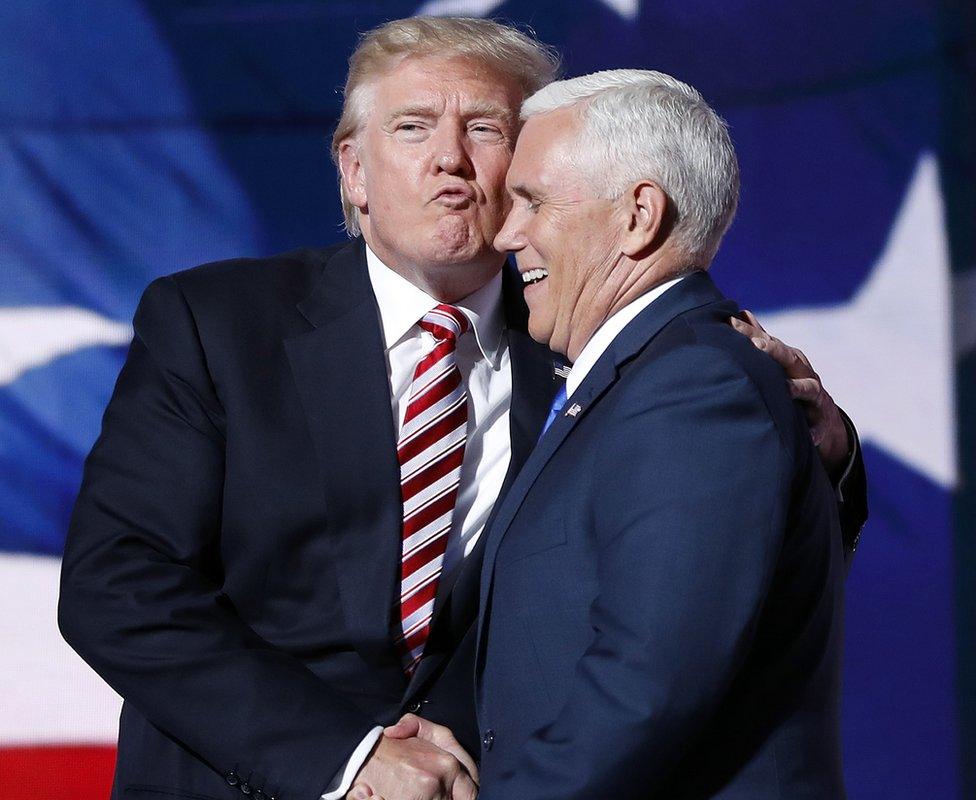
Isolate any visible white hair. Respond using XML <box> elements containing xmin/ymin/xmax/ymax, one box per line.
<box><xmin>522</xmin><ymin>69</ymin><xmax>739</xmax><ymax>267</ymax></box>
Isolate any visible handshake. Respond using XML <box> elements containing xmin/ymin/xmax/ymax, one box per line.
<box><xmin>347</xmin><ymin>715</ymin><xmax>479</xmax><ymax>800</ymax></box>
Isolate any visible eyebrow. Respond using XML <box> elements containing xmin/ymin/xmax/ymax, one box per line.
<box><xmin>463</xmin><ymin>101</ymin><xmax>516</xmax><ymax>121</ymax></box>
<box><xmin>509</xmin><ymin>183</ymin><xmax>536</xmax><ymax>200</ymax></box>
<box><xmin>383</xmin><ymin>101</ymin><xmax>515</xmax><ymax>127</ymax></box>
<box><xmin>383</xmin><ymin>104</ymin><xmax>437</xmax><ymax>125</ymax></box>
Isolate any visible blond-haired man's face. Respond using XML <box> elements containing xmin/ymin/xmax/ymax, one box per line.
<box><xmin>339</xmin><ymin>55</ymin><xmax>522</xmax><ymax>297</ymax></box>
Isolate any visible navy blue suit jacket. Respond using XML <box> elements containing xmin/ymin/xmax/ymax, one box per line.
<box><xmin>476</xmin><ymin>272</ymin><xmax>848</xmax><ymax>799</ymax></box>
<box><xmin>58</xmin><ymin>239</ymin><xmax>558</xmax><ymax>800</ymax></box>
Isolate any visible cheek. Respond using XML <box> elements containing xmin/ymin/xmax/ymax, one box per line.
<box><xmin>366</xmin><ymin>146</ymin><xmax>423</xmax><ymax>195</ymax></box>
<box><xmin>480</xmin><ymin>152</ymin><xmax>514</xmax><ymax>199</ymax></box>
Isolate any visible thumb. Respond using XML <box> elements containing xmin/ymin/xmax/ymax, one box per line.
<box><xmin>383</xmin><ymin>712</ymin><xmax>422</xmax><ymax>739</ymax></box>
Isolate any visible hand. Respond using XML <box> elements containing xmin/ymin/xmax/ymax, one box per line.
<box><xmin>383</xmin><ymin>714</ymin><xmax>479</xmax><ymax>785</ymax></box>
<box><xmin>730</xmin><ymin>310</ymin><xmax>850</xmax><ymax>474</ymax></box>
<box><xmin>347</xmin><ymin>721</ymin><xmax>478</xmax><ymax>800</ymax></box>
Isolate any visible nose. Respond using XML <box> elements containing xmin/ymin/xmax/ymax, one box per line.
<box><xmin>493</xmin><ymin>206</ymin><xmax>525</xmax><ymax>253</ymax></box>
<box><xmin>431</xmin><ymin>126</ymin><xmax>473</xmax><ymax>177</ymax></box>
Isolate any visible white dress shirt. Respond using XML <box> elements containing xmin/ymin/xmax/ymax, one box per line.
<box><xmin>322</xmin><ymin>245</ymin><xmax>513</xmax><ymax>798</ymax></box>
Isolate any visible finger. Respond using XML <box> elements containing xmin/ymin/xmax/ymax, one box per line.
<box><xmin>451</xmin><ymin>771</ymin><xmax>479</xmax><ymax>800</ymax></box>
<box><xmin>741</xmin><ymin>309</ymin><xmax>767</xmax><ymax>333</ymax></box>
<box><xmin>757</xmin><ymin>335</ymin><xmax>812</xmax><ymax>379</ymax></box>
<box><xmin>437</xmin><ymin>734</ymin><xmax>478</xmax><ymax>785</ymax></box>
<box><xmin>383</xmin><ymin>713</ymin><xmax>422</xmax><ymax>739</ymax></box>
<box><xmin>793</xmin><ymin>346</ymin><xmax>813</xmax><ymax>370</ymax></box>
<box><xmin>728</xmin><ymin>314</ymin><xmax>761</xmax><ymax>338</ymax></box>
<box><xmin>413</xmin><ymin>720</ymin><xmax>479</xmax><ymax>783</ymax></box>
<box><xmin>788</xmin><ymin>377</ymin><xmax>822</xmax><ymax>404</ymax></box>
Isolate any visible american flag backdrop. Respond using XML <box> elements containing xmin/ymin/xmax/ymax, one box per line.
<box><xmin>1</xmin><ymin>1</ymin><xmax>973</xmax><ymax>797</ymax></box>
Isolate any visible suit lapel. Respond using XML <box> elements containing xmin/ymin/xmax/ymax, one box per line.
<box><xmin>476</xmin><ymin>271</ymin><xmax>731</xmax><ymax>648</ymax></box>
<box><xmin>284</xmin><ymin>238</ymin><xmax>404</xmax><ymax>672</ymax></box>
<box><xmin>404</xmin><ymin>262</ymin><xmax>559</xmax><ymax>700</ymax></box>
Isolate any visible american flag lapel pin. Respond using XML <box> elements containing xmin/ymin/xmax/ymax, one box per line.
<box><xmin>565</xmin><ymin>403</ymin><xmax>582</xmax><ymax>418</ymax></box>
<box><xmin>553</xmin><ymin>362</ymin><xmax>571</xmax><ymax>380</ymax></box>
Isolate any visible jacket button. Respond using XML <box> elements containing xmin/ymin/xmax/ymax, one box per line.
<box><xmin>482</xmin><ymin>729</ymin><xmax>494</xmax><ymax>750</ymax></box>
<box><xmin>226</xmin><ymin>771</ymin><xmax>240</xmax><ymax>787</ymax></box>
<box><xmin>240</xmin><ymin>782</ymin><xmax>252</xmax><ymax>795</ymax></box>
<box><xmin>407</xmin><ymin>700</ymin><xmax>422</xmax><ymax>714</ymax></box>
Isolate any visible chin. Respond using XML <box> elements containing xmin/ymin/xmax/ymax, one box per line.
<box><xmin>431</xmin><ymin>228</ymin><xmax>491</xmax><ymax>264</ymax></box>
<box><xmin>527</xmin><ymin>316</ymin><xmax>555</xmax><ymax>350</ymax></box>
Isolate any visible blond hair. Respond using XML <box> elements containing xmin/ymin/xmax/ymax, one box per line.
<box><xmin>331</xmin><ymin>16</ymin><xmax>560</xmax><ymax>236</ymax></box>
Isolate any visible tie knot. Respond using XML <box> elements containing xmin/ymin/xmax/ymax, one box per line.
<box><xmin>419</xmin><ymin>304</ymin><xmax>470</xmax><ymax>342</ymax></box>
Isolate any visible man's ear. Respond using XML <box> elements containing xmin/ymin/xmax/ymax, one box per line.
<box><xmin>338</xmin><ymin>139</ymin><xmax>368</xmax><ymax>210</ymax></box>
<box><xmin>620</xmin><ymin>181</ymin><xmax>668</xmax><ymax>258</ymax></box>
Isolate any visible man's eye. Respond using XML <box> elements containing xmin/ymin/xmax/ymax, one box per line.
<box><xmin>469</xmin><ymin>123</ymin><xmax>505</xmax><ymax>138</ymax></box>
<box><xmin>391</xmin><ymin>120</ymin><xmax>430</xmax><ymax>137</ymax></box>
<box><xmin>527</xmin><ymin>199</ymin><xmax>542</xmax><ymax>213</ymax></box>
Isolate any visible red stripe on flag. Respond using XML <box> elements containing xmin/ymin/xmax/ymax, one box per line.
<box><xmin>0</xmin><ymin>746</ymin><xmax>116</xmax><ymax>799</ymax></box>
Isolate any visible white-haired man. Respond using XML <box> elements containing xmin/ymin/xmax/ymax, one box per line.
<box><xmin>60</xmin><ymin>18</ymin><xmax>862</xmax><ymax>800</ymax></box>
<box><xmin>453</xmin><ymin>69</ymin><xmax>845</xmax><ymax>798</ymax></box>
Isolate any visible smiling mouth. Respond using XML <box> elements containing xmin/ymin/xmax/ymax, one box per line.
<box><xmin>521</xmin><ymin>268</ymin><xmax>549</xmax><ymax>286</ymax></box>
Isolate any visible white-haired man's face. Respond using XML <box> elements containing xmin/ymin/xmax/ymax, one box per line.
<box><xmin>338</xmin><ymin>55</ymin><xmax>521</xmax><ymax>299</ymax></box>
<box><xmin>494</xmin><ymin>108</ymin><xmax>628</xmax><ymax>360</ymax></box>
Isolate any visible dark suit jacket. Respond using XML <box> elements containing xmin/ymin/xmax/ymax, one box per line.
<box><xmin>476</xmin><ymin>272</ymin><xmax>848</xmax><ymax>799</ymax></box>
<box><xmin>58</xmin><ymin>238</ymin><xmax>558</xmax><ymax>800</ymax></box>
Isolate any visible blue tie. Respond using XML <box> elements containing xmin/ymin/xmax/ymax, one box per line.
<box><xmin>539</xmin><ymin>384</ymin><xmax>568</xmax><ymax>441</ymax></box>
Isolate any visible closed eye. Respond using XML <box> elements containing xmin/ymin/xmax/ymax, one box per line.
<box><xmin>510</xmin><ymin>184</ymin><xmax>542</xmax><ymax>212</ymax></box>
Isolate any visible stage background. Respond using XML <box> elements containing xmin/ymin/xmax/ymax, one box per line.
<box><xmin>1</xmin><ymin>1</ymin><xmax>973</xmax><ymax>797</ymax></box>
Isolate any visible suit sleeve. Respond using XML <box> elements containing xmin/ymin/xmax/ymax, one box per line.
<box><xmin>834</xmin><ymin>408</ymin><xmax>868</xmax><ymax>562</ymax></box>
<box><xmin>58</xmin><ymin>276</ymin><xmax>377</xmax><ymax>799</ymax></box>
<box><xmin>479</xmin><ymin>346</ymin><xmax>809</xmax><ymax>800</ymax></box>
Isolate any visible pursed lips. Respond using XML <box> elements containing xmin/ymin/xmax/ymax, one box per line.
<box><xmin>430</xmin><ymin>184</ymin><xmax>476</xmax><ymax>207</ymax></box>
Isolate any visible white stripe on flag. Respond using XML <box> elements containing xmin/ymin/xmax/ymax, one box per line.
<box><xmin>0</xmin><ymin>552</ymin><xmax>122</xmax><ymax>745</ymax></box>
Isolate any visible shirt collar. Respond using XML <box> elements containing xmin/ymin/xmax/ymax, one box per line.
<box><xmin>566</xmin><ymin>274</ymin><xmax>687</xmax><ymax>399</ymax></box>
<box><xmin>365</xmin><ymin>243</ymin><xmax>504</xmax><ymax>368</ymax></box>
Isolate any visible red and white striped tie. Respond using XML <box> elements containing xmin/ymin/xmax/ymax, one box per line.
<box><xmin>395</xmin><ymin>304</ymin><xmax>470</xmax><ymax>674</ymax></box>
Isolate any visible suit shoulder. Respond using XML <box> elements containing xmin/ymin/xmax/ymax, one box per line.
<box><xmin>619</xmin><ymin>304</ymin><xmax>806</xmax><ymax>455</ymax></box>
<box><xmin>656</xmin><ymin>304</ymin><xmax>795</xmax><ymax>406</ymax></box>
<box><xmin>133</xmin><ymin>240</ymin><xmax>359</xmax><ymax>350</ymax></box>
<box><xmin>162</xmin><ymin>243</ymin><xmax>348</xmax><ymax>307</ymax></box>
